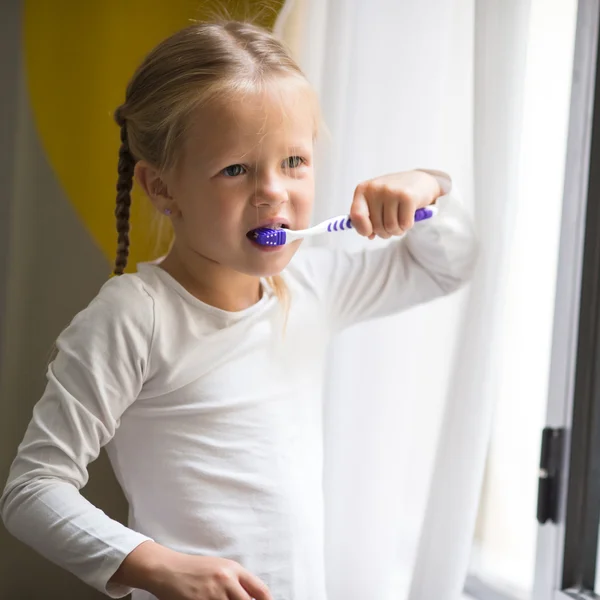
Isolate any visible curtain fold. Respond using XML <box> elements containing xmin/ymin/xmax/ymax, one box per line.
<box><xmin>409</xmin><ymin>2</ymin><xmax>532</xmax><ymax>598</ymax></box>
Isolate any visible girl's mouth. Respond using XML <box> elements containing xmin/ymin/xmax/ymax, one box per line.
<box><xmin>246</xmin><ymin>223</ymin><xmax>289</xmax><ymax>240</ymax></box>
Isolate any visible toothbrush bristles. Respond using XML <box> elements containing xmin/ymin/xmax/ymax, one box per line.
<box><xmin>249</xmin><ymin>227</ymin><xmax>287</xmax><ymax>247</ymax></box>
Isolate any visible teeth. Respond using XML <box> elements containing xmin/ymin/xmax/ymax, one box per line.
<box><xmin>247</xmin><ymin>223</ymin><xmax>287</xmax><ymax>233</ymax></box>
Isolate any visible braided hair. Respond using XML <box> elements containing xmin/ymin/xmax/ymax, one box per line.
<box><xmin>113</xmin><ymin>110</ymin><xmax>136</xmax><ymax>275</ymax></box>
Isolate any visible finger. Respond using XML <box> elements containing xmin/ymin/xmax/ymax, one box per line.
<box><xmin>226</xmin><ymin>579</ymin><xmax>252</xmax><ymax>600</ymax></box>
<box><xmin>350</xmin><ymin>185</ymin><xmax>373</xmax><ymax>237</ymax></box>
<box><xmin>370</xmin><ymin>197</ymin><xmax>390</xmax><ymax>239</ymax></box>
<box><xmin>383</xmin><ymin>199</ymin><xmax>403</xmax><ymax>236</ymax></box>
<box><xmin>238</xmin><ymin>571</ymin><xmax>273</xmax><ymax>600</ymax></box>
<box><xmin>397</xmin><ymin>200</ymin><xmax>415</xmax><ymax>232</ymax></box>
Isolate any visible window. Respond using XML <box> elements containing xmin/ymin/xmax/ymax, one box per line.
<box><xmin>468</xmin><ymin>1</ymin><xmax>600</xmax><ymax>599</ymax></box>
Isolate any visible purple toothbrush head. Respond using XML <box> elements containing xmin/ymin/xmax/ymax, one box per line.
<box><xmin>248</xmin><ymin>227</ymin><xmax>288</xmax><ymax>246</ymax></box>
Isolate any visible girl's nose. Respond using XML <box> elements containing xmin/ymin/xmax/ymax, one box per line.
<box><xmin>250</xmin><ymin>171</ymin><xmax>289</xmax><ymax>208</ymax></box>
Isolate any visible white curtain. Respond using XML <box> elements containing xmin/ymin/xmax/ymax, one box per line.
<box><xmin>275</xmin><ymin>1</ymin><xmax>532</xmax><ymax>599</ymax></box>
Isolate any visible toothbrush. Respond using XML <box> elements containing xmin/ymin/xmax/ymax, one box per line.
<box><xmin>249</xmin><ymin>205</ymin><xmax>438</xmax><ymax>247</ymax></box>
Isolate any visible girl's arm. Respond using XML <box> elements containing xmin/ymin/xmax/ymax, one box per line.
<box><xmin>0</xmin><ymin>276</ymin><xmax>155</xmax><ymax>598</ymax></box>
<box><xmin>291</xmin><ymin>171</ymin><xmax>478</xmax><ymax>332</ymax></box>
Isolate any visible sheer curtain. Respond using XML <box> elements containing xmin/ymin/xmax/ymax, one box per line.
<box><xmin>275</xmin><ymin>1</ymin><xmax>532</xmax><ymax>599</ymax></box>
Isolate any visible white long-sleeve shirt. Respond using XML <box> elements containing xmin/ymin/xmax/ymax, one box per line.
<box><xmin>0</xmin><ymin>173</ymin><xmax>477</xmax><ymax>600</ymax></box>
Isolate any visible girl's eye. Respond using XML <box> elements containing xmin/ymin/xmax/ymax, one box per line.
<box><xmin>284</xmin><ymin>156</ymin><xmax>305</xmax><ymax>169</ymax></box>
<box><xmin>222</xmin><ymin>164</ymin><xmax>246</xmax><ymax>177</ymax></box>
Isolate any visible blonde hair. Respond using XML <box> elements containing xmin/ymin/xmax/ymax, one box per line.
<box><xmin>112</xmin><ymin>20</ymin><xmax>318</xmax><ymax>310</ymax></box>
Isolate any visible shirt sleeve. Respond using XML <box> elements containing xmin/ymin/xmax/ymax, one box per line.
<box><xmin>0</xmin><ymin>275</ymin><xmax>156</xmax><ymax>598</ymax></box>
<box><xmin>290</xmin><ymin>170</ymin><xmax>479</xmax><ymax>332</ymax></box>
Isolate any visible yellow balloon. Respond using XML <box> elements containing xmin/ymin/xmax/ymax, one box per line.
<box><xmin>24</xmin><ymin>1</ymin><xmax>282</xmax><ymax>272</ymax></box>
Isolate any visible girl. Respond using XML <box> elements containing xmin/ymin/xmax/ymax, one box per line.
<box><xmin>0</xmin><ymin>20</ymin><xmax>477</xmax><ymax>600</ymax></box>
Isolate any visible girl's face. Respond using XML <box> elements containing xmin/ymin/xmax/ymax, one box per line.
<box><xmin>163</xmin><ymin>78</ymin><xmax>316</xmax><ymax>278</ymax></box>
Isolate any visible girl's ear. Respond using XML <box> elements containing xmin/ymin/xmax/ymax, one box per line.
<box><xmin>134</xmin><ymin>161</ymin><xmax>179</xmax><ymax>216</ymax></box>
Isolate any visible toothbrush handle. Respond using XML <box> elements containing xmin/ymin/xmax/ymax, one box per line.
<box><xmin>294</xmin><ymin>206</ymin><xmax>437</xmax><ymax>241</ymax></box>
<box><xmin>414</xmin><ymin>206</ymin><xmax>437</xmax><ymax>222</ymax></box>
<box><xmin>323</xmin><ymin>216</ymin><xmax>353</xmax><ymax>232</ymax></box>
<box><xmin>344</xmin><ymin>206</ymin><xmax>436</xmax><ymax>229</ymax></box>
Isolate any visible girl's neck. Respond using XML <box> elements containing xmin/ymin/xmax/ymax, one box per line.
<box><xmin>158</xmin><ymin>245</ymin><xmax>262</xmax><ymax>312</ymax></box>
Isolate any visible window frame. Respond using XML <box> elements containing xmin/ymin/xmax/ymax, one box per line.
<box><xmin>531</xmin><ymin>0</ymin><xmax>600</xmax><ymax>598</ymax></box>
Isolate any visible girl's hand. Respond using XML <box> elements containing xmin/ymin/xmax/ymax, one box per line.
<box><xmin>149</xmin><ymin>552</ymin><xmax>273</xmax><ymax>600</ymax></box>
<box><xmin>350</xmin><ymin>170</ymin><xmax>442</xmax><ymax>240</ymax></box>
<box><xmin>113</xmin><ymin>541</ymin><xmax>273</xmax><ymax>600</ymax></box>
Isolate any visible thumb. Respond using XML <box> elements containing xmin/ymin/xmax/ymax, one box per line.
<box><xmin>350</xmin><ymin>185</ymin><xmax>374</xmax><ymax>238</ymax></box>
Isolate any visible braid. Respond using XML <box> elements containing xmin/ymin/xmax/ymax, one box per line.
<box><xmin>114</xmin><ymin>116</ymin><xmax>135</xmax><ymax>275</ymax></box>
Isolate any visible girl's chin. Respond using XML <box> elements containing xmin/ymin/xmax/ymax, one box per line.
<box><xmin>244</xmin><ymin>248</ymin><xmax>298</xmax><ymax>277</ymax></box>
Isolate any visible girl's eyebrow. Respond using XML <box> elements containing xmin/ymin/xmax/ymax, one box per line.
<box><xmin>203</xmin><ymin>148</ymin><xmax>250</xmax><ymax>170</ymax></box>
<box><xmin>286</xmin><ymin>145</ymin><xmax>311</xmax><ymax>154</ymax></box>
